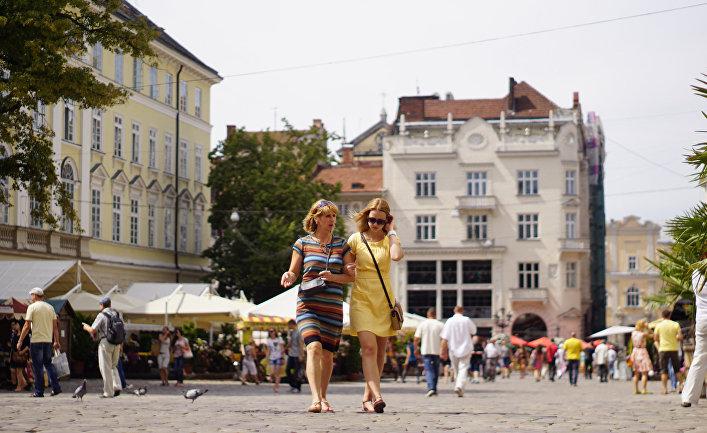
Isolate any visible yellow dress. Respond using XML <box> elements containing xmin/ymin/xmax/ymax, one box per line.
<box><xmin>347</xmin><ymin>232</ymin><xmax>396</xmax><ymax>337</ymax></box>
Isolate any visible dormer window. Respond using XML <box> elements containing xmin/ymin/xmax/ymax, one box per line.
<box><xmin>351</xmin><ymin>182</ymin><xmax>364</xmax><ymax>190</ymax></box>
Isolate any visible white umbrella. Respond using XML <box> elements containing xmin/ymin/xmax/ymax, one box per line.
<box><xmin>589</xmin><ymin>326</ymin><xmax>635</xmax><ymax>339</ymax></box>
<box><xmin>401</xmin><ymin>312</ymin><xmax>427</xmax><ymax>329</ymax></box>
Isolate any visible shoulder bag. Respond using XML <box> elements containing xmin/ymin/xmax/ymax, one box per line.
<box><xmin>360</xmin><ymin>232</ymin><xmax>403</xmax><ymax>331</ymax></box>
<box><xmin>299</xmin><ymin>237</ymin><xmax>334</xmax><ymax>294</ymax></box>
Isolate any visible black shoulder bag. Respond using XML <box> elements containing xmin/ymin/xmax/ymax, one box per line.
<box><xmin>360</xmin><ymin>232</ymin><xmax>404</xmax><ymax>330</ymax></box>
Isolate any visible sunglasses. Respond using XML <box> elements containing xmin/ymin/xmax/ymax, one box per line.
<box><xmin>367</xmin><ymin>217</ymin><xmax>387</xmax><ymax>226</ymax></box>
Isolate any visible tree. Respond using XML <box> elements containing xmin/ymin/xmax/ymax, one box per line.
<box><xmin>648</xmin><ymin>76</ymin><xmax>707</xmax><ymax>319</ymax></box>
<box><xmin>205</xmin><ymin>123</ymin><xmax>342</xmax><ymax>303</ymax></box>
<box><xmin>0</xmin><ymin>0</ymin><xmax>156</xmax><ymax>228</ymax></box>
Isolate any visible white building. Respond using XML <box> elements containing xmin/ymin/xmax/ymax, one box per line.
<box><xmin>383</xmin><ymin>79</ymin><xmax>597</xmax><ymax>339</ymax></box>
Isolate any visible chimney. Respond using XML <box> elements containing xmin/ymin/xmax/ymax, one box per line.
<box><xmin>508</xmin><ymin>77</ymin><xmax>517</xmax><ymax>112</ymax></box>
<box><xmin>573</xmin><ymin>92</ymin><xmax>580</xmax><ymax>108</ymax></box>
<box><xmin>445</xmin><ymin>92</ymin><xmax>454</xmax><ymax>100</ymax></box>
<box><xmin>312</xmin><ymin>118</ymin><xmax>324</xmax><ymax>130</ymax></box>
<box><xmin>226</xmin><ymin>124</ymin><xmax>236</xmax><ymax>138</ymax></box>
<box><xmin>342</xmin><ymin>145</ymin><xmax>354</xmax><ymax>165</ymax></box>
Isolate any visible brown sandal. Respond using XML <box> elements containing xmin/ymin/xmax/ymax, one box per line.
<box><xmin>321</xmin><ymin>399</ymin><xmax>335</xmax><ymax>413</ymax></box>
<box><xmin>307</xmin><ymin>401</ymin><xmax>322</xmax><ymax>413</ymax></box>
<box><xmin>372</xmin><ymin>397</ymin><xmax>386</xmax><ymax>413</ymax></box>
<box><xmin>362</xmin><ymin>400</ymin><xmax>374</xmax><ymax>413</ymax></box>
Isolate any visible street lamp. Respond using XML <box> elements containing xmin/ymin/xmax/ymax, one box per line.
<box><xmin>230</xmin><ymin>210</ymin><xmax>240</xmax><ymax>223</ymax></box>
<box><xmin>493</xmin><ymin>307</ymin><xmax>513</xmax><ymax>334</ymax></box>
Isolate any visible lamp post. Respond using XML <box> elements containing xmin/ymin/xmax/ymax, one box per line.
<box><xmin>493</xmin><ymin>307</ymin><xmax>513</xmax><ymax>335</ymax></box>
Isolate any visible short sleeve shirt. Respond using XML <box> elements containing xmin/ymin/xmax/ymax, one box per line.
<box><xmin>91</xmin><ymin>308</ymin><xmax>118</xmax><ymax>341</ymax></box>
<box><xmin>25</xmin><ymin>301</ymin><xmax>56</xmax><ymax>343</ymax></box>
<box><xmin>293</xmin><ymin>235</ymin><xmax>349</xmax><ymax>289</ymax></box>
<box><xmin>287</xmin><ymin>328</ymin><xmax>302</xmax><ymax>357</ymax></box>
<box><xmin>563</xmin><ymin>338</ymin><xmax>583</xmax><ymax>361</ymax></box>
<box><xmin>267</xmin><ymin>337</ymin><xmax>284</xmax><ymax>360</ymax></box>
<box><xmin>654</xmin><ymin>319</ymin><xmax>681</xmax><ymax>352</ymax></box>
<box><xmin>414</xmin><ymin>318</ymin><xmax>444</xmax><ymax>355</ymax></box>
<box><xmin>440</xmin><ymin>314</ymin><xmax>477</xmax><ymax>358</ymax></box>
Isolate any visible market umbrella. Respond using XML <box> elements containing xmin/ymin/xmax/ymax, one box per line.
<box><xmin>527</xmin><ymin>336</ymin><xmax>554</xmax><ymax>348</ymax></box>
<box><xmin>588</xmin><ymin>326</ymin><xmax>635</xmax><ymax>339</ymax></box>
<box><xmin>510</xmin><ymin>335</ymin><xmax>527</xmax><ymax>346</ymax></box>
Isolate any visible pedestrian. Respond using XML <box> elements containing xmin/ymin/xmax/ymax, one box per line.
<box><xmin>556</xmin><ymin>343</ymin><xmax>566</xmax><ymax>379</ymax></box>
<box><xmin>345</xmin><ymin>198</ymin><xmax>404</xmax><ymax>413</ymax></box>
<box><xmin>484</xmin><ymin>338</ymin><xmax>499</xmax><ymax>382</ymax></box>
<box><xmin>607</xmin><ymin>344</ymin><xmax>618</xmax><ymax>380</ymax></box>
<box><xmin>285</xmin><ymin>319</ymin><xmax>303</xmax><ymax>393</ymax></box>
<box><xmin>440</xmin><ymin>305</ymin><xmax>477</xmax><ymax>397</ymax></box>
<box><xmin>281</xmin><ymin>199</ymin><xmax>354</xmax><ymax>413</ymax></box>
<box><xmin>82</xmin><ymin>296</ymin><xmax>122</xmax><ymax>398</ymax></box>
<box><xmin>401</xmin><ymin>336</ymin><xmax>419</xmax><ymax>384</ymax></box>
<box><xmin>682</xmin><ymin>266</ymin><xmax>707</xmax><ymax>407</ymax></box>
<box><xmin>499</xmin><ymin>341</ymin><xmax>511</xmax><ymax>379</ymax></box>
<box><xmin>171</xmin><ymin>328</ymin><xmax>189</xmax><ymax>387</ymax></box>
<box><xmin>594</xmin><ymin>339</ymin><xmax>609</xmax><ymax>382</ymax></box>
<box><xmin>583</xmin><ymin>345</ymin><xmax>594</xmax><ymax>380</ymax></box>
<box><xmin>629</xmin><ymin>319</ymin><xmax>653</xmax><ymax>395</ymax></box>
<box><xmin>240</xmin><ymin>340</ymin><xmax>260</xmax><ymax>385</ymax></box>
<box><xmin>653</xmin><ymin>309</ymin><xmax>683</xmax><ymax>395</ymax></box>
<box><xmin>414</xmin><ymin>307</ymin><xmax>444</xmax><ymax>397</ymax></box>
<box><xmin>265</xmin><ymin>329</ymin><xmax>285</xmax><ymax>394</ymax></box>
<box><xmin>17</xmin><ymin>287</ymin><xmax>62</xmax><ymax>397</ymax></box>
<box><xmin>469</xmin><ymin>336</ymin><xmax>484</xmax><ymax>384</ymax></box>
<box><xmin>9</xmin><ymin>319</ymin><xmax>30</xmax><ymax>392</ymax></box>
<box><xmin>515</xmin><ymin>346</ymin><xmax>528</xmax><ymax>379</ymax></box>
<box><xmin>157</xmin><ymin>327</ymin><xmax>171</xmax><ymax>386</ymax></box>
<box><xmin>530</xmin><ymin>346</ymin><xmax>543</xmax><ymax>382</ymax></box>
<box><xmin>563</xmin><ymin>332</ymin><xmax>583</xmax><ymax>386</ymax></box>
<box><xmin>545</xmin><ymin>340</ymin><xmax>558</xmax><ymax>382</ymax></box>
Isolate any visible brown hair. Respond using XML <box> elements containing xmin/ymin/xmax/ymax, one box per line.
<box><xmin>635</xmin><ymin>319</ymin><xmax>647</xmax><ymax>332</ymax></box>
<box><xmin>354</xmin><ymin>198</ymin><xmax>391</xmax><ymax>233</ymax></box>
<box><xmin>302</xmin><ymin>199</ymin><xmax>338</xmax><ymax>233</ymax></box>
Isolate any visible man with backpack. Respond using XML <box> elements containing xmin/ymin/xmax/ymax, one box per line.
<box><xmin>83</xmin><ymin>296</ymin><xmax>125</xmax><ymax>398</ymax></box>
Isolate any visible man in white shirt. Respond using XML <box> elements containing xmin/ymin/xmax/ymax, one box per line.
<box><xmin>440</xmin><ymin>305</ymin><xmax>477</xmax><ymax>397</ymax></box>
<box><xmin>484</xmin><ymin>338</ymin><xmax>500</xmax><ymax>382</ymax></box>
<box><xmin>594</xmin><ymin>340</ymin><xmax>609</xmax><ymax>382</ymax></box>
<box><xmin>682</xmin><ymin>266</ymin><xmax>707</xmax><ymax>407</ymax></box>
<box><xmin>607</xmin><ymin>345</ymin><xmax>618</xmax><ymax>380</ymax></box>
<box><xmin>414</xmin><ymin>307</ymin><xmax>444</xmax><ymax>397</ymax></box>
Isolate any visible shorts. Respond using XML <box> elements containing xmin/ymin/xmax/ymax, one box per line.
<box><xmin>502</xmin><ymin>356</ymin><xmax>511</xmax><ymax>367</ymax></box>
<box><xmin>470</xmin><ymin>358</ymin><xmax>483</xmax><ymax>372</ymax></box>
<box><xmin>269</xmin><ymin>358</ymin><xmax>284</xmax><ymax>366</ymax></box>
<box><xmin>441</xmin><ymin>358</ymin><xmax>451</xmax><ymax>367</ymax></box>
<box><xmin>659</xmin><ymin>351</ymin><xmax>680</xmax><ymax>374</ymax></box>
<box><xmin>242</xmin><ymin>359</ymin><xmax>257</xmax><ymax>376</ymax></box>
<box><xmin>157</xmin><ymin>353</ymin><xmax>170</xmax><ymax>369</ymax></box>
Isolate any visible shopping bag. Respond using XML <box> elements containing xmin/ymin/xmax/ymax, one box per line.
<box><xmin>52</xmin><ymin>350</ymin><xmax>71</xmax><ymax>380</ymax></box>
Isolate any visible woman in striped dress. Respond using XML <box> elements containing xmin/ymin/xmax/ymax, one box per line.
<box><xmin>281</xmin><ymin>199</ymin><xmax>354</xmax><ymax>413</ymax></box>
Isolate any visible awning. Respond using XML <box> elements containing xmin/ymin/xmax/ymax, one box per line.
<box><xmin>123</xmin><ymin>282</ymin><xmax>215</xmax><ymax>302</ymax></box>
<box><xmin>0</xmin><ymin>260</ymin><xmax>102</xmax><ymax>299</ymax></box>
<box><xmin>510</xmin><ymin>335</ymin><xmax>527</xmax><ymax>346</ymax></box>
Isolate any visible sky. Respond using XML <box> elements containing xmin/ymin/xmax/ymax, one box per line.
<box><xmin>133</xmin><ymin>0</ymin><xmax>706</xmax><ymax>229</ymax></box>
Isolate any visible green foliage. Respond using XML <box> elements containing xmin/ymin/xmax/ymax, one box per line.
<box><xmin>204</xmin><ymin>122</ymin><xmax>341</xmax><ymax>302</ymax></box>
<box><xmin>71</xmin><ymin>312</ymin><xmax>97</xmax><ymax>363</ymax></box>
<box><xmin>0</xmin><ymin>0</ymin><xmax>156</xmax><ymax>228</ymax></box>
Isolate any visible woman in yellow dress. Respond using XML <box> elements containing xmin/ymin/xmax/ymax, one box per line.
<box><xmin>346</xmin><ymin>198</ymin><xmax>404</xmax><ymax>413</ymax></box>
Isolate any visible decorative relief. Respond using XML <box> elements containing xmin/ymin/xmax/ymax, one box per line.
<box><xmin>549</xmin><ymin>263</ymin><xmax>559</xmax><ymax>279</ymax></box>
<box><xmin>466</xmin><ymin>133</ymin><xmax>486</xmax><ymax>149</ymax></box>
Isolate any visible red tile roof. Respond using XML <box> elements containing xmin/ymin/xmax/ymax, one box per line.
<box><xmin>398</xmin><ymin>81</ymin><xmax>559</xmax><ymax>122</ymax></box>
<box><xmin>315</xmin><ymin>161</ymin><xmax>382</xmax><ymax>193</ymax></box>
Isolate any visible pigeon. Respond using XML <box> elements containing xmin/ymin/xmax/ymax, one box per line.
<box><xmin>132</xmin><ymin>386</ymin><xmax>148</xmax><ymax>396</ymax></box>
<box><xmin>183</xmin><ymin>388</ymin><xmax>208</xmax><ymax>403</ymax></box>
<box><xmin>72</xmin><ymin>379</ymin><xmax>87</xmax><ymax>401</ymax></box>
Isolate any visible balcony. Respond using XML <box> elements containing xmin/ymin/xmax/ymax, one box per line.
<box><xmin>560</xmin><ymin>238</ymin><xmax>589</xmax><ymax>255</ymax></box>
<box><xmin>509</xmin><ymin>288</ymin><xmax>549</xmax><ymax>304</ymax></box>
<box><xmin>456</xmin><ymin>195</ymin><xmax>497</xmax><ymax>211</ymax></box>
<box><xmin>0</xmin><ymin>224</ymin><xmax>88</xmax><ymax>258</ymax></box>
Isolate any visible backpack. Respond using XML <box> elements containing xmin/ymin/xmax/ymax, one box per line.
<box><xmin>102</xmin><ymin>310</ymin><xmax>126</xmax><ymax>345</ymax></box>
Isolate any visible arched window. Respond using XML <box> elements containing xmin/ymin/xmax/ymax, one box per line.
<box><xmin>61</xmin><ymin>162</ymin><xmax>75</xmax><ymax>232</ymax></box>
<box><xmin>626</xmin><ymin>286</ymin><xmax>640</xmax><ymax>307</ymax></box>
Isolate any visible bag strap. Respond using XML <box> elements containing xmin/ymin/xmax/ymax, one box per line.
<box><xmin>360</xmin><ymin>232</ymin><xmax>393</xmax><ymax>310</ymax></box>
<box><xmin>299</xmin><ymin>235</ymin><xmax>334</xmax><ymax>273</ymax></box>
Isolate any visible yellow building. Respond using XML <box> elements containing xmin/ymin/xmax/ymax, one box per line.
<box><xmin>0</xmin><ymin>2</ymin><xmax>221</xmax><ymax>290</ymax></box>
<box><xmin>605</xmin><ymin>215</ymin><xmax>667</xmax><ymax>326</ymax></box>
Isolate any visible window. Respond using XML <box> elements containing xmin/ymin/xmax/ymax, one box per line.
<box><xmin>0</xmin><ymin>178</ymin><xmax>8</xmax><ymax>224</ymax></box>
<box><xmin>92</xmin><ymin>42</ymin><xmax>103</xmax><ymax>70</ymax></box>
<box><xmin>147</xmin><ymin>203</ymin><xmax>155</xmax><ymax>248</ymax></box>
<box><xmin>462</xmin><ymin>290</ymin><xmax>492</xmax><ymax>318</ymax></box>
<box><xmin>114</xmin><ymin>50</ymin><xmax>123</xmax><ymax>84</ymax></box>
<box><xmin>179</xmin><ymin>80</ymin><xmax>187</xmax><ymax>112</ymax></box>
<box><xmin>442</xmin><ymin>260</ymin><xmax>457</xmax><ymax>284</ymax></box>
<box><xmin>626</xmin><ymin>286</ymin><xmax>640</xmax><ymax>307</ymax></box>
<box><xmin>194</xmin><ymin>87</ymin><xmax>202</xmax><ymax>118</ymax></box>
<box><xmin>164</xmin><ymin>206</ymin><xmax>173</xmax><ymax>248</ymax></box>
<box><xmin>442</xmin><ymin>290</ymin><xmax>457</xmax><ymax>319</ymax></box>
<box><xmin>178</xmin><ymin>204</ymin><xmax>188</xmax><ymax>252</ymax></box>
<box><xmin>565</xmin><ymin>170</ymin><xmax>576</xmax><ymax>195</ymax></box>
<box><xmin>194</xmin><ymin>145</ymin><xmax>203</xmax><ymax>182</ymax></box>
<box><xmin>415</xmin><ymin>172</ymin><xmax>436</xmax><ymax>197</ymax></box>
<box><xmin>132</xmin><ymin>58</ymin><xmax>142</xmax><ymax>91</ymax></box>
<box><xmin>91</xmin><ymin>189</ymin><xmax>100</xmax><ymax>238</ymax></box>
<box><xmin>148</xmin><ymin>128</ymin><xmax>157</xmax><ymax>168</ymax></box>
<box><xmin>518</xmin><ymin>213</ymin><xmax>539</xmax><ymax>239</ymax></box>
<box><xmin>112</xmin><ymin>195</ymin><xmax>121</xmax><ymax>242</ymax></box>
<box><xmin>179</xmin><ymin>140</ymin><xmax>188</xmax><ymax>178</ymax></box>
<box><xmin>462</xmin><ymin>260</ymin><xmax>492</xmax><ymax>284</ymax></box>
<box><xmin>131</xmin><ymin>122</ymin><xmax>140</xmax><ymax>163</ymax></box>
<box><xmin>114</xmin><ymin>115</ymin><xmax>123</xmax><ymax>158</ymax></box>
<box><xmin>33</xmin><ymin>101</ymin><xmax>46</xmax><ymax>130</ymax></box>
<box><xmin>130</xmin><ymin>199</ymin><xmax>138</xmax><ymax>245</ymax></box>
<box><xmin>91</xmin><ymin>109</ymin><xmax>102</xmax><ymax>150</ymax></box>
<box><xmin>566</xmin><ymin>262</ymin><xmax>577</xmax><ymax>288</ymax></box>
<box><xmin>149</xmin><ymin>66</ymin><xmax>158</xmax><ymax>99</ymax></box>
<box><xmin>466</xmin><ymin>171</ymin><xmax>487</xmax><ymax>196</ymax></box>
<box><xmin>63</xmin><ymin>100</ymin><xmax>74</xmax><ymax>142</ymax></box>
<box><xmin>164</xmin><ymin>134</ymin><xmax>173</xmax><ymax>173</ymax></box>
<box><xmin>517</xmin><ymin>170</ymin><xmax>538</xmax><ymax>195</ymax></box>
<box><xmin>518</xmin><ymin>262</ymin><xmax>540</xmax><ymax>289</ymax></box>
<box><xmin>628</xmin><ymin>256</ymin><xmax>637</xmax><ymax>272</ymax></box>
<box><xmin>407</xmin><ymin>290</ymin><xmax>436</xmax><ymax>317</ymax></box>
<box><xmin>194</xmin><ymin>209</ymin><xmax>202</xmax><ymax>253</ymax></box>
<box><xmin>466</xmin><ymin>215</ymin><xmax>488</xmax><ymax>240</ymax></box>
<box><xmin>415</xmin><ymin>215</ymin><xmax>436</xmax><ymax>240</ymax></box>
<box><xmin>565</xmin><ymin>213</ymin><xmax>577</xmax><ymax>239</ymax></box>
<box><xmin>165</xmin><ymin>73</ymin><xmax>173</xmax><ymax>106</ymax></box>
<box><xmin>407</xmin><ymin>261</ymin><xmax>436</xmax><ymax>284</ymax></box>
<box><xmin>29</xmin><ymin>196</ymin><xmax>42</xmax><ymax>228</ymax></box>
<box><xmin>60</xmin><ymin>164</ymin><xmax>75</xmax><ymax>233</ymax></box>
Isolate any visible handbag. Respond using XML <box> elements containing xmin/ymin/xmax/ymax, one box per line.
<box><xmin>360</xmin><ymin>232</ymin><xmax>404</xmax><ymax>331</ymax></box>
<box><xmin>51</xmin><ymin>350</ymin><xmax>71</xmax><ymax>380</ymax></box>
<box><xmin>299</xmin><ymin>238</ymin><xmax>333</xmax><ymax>294</ymax></box>
<box><xmin>182</xmin><ymin>340</ymin><xmax>194</xmax><ymax>359</ymax></box>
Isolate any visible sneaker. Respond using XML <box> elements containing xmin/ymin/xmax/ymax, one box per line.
<box><xmin>30</xmin><ymin>393</ymin><xmax>44</xmax><ymax>398</ymax></box>
<box><xmin>50</xmin><ymin>390</ymin><xmax>62</xmax><ymax>397</ymax></box>
<box><xmin>425</xmin><ymin>390</ymin><xmax>437</xmax><ymax>397</ymax></box>
<box><xmin>113</xmin><ymin>390</ymin><xmax>121</xmax><ymax>397</ymax></box>
<box><xmin>454</xmin><ymin>387</ymin><xmax>463</xmax><ymax>397</ymax></box>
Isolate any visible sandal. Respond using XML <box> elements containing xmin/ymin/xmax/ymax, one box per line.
<box><xmin>307</xmin><ymin>401</ymin><xmax>322</xmax><ymax>413</ymax></box>
<box><xmin>321</xmin><ymin>399</ymin><xmax>335</xmax><ymax>413</ymax></box>
<box><xmin>361</xmin><ymin>400</ymin><xmax>375</xmax><ymax>413</ymax></box>
<box><xmin>372</xmin><ymin>397</ymin><xmax>386</xmax><ymax>413</ymax></box>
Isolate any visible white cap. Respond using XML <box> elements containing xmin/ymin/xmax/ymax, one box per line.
<box><xmin>29</xmin><ymin>287</ymin><xmax>44</xmax><ymax>296</ymax></box>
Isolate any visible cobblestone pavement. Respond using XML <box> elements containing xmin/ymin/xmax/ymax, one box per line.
<box><xmin>1</xmin><ymin>374</ymin><xmax>704</xmax><ymax>433</ymax></box>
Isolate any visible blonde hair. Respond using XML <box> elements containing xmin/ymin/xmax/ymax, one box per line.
<box><xmin>302</xmin><ymin>199</ymin><xmax>338</xmax><ymax>233</ymax></box>
<box><xmin>635</xmin><ymin>319</ymin><xmax>647</xmax><ymax>332</ymax></box>
<box><xmin>354</xmin><ymin>198</ymin><xmax>391</xmax><ymax>233</ymax></box>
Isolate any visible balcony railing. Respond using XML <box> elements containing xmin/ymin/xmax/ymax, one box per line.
<box><xmin>560</xmin><ymin>238</ymin><xmax>589</xmax><ymax>253</ymax></box>
<box><xmin>456</xmin><ymin>195</ymin><xmax>497</xmax><ymax>211</ymax></box>
<box><xmin>0</xmin><ymin>224</ymin><xmax>85</xmax><ymax>258</ymax></box>
<box><xmin>509</xmin><ymin>288</ymin><xmax>549</xmax><ymax>303</ymax></box>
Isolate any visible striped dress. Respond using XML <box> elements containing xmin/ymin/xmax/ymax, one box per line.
<box><xmin>293</xmin><ymin>235</ymin><xmax>349</xmax><ymax>352</ymax></box>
